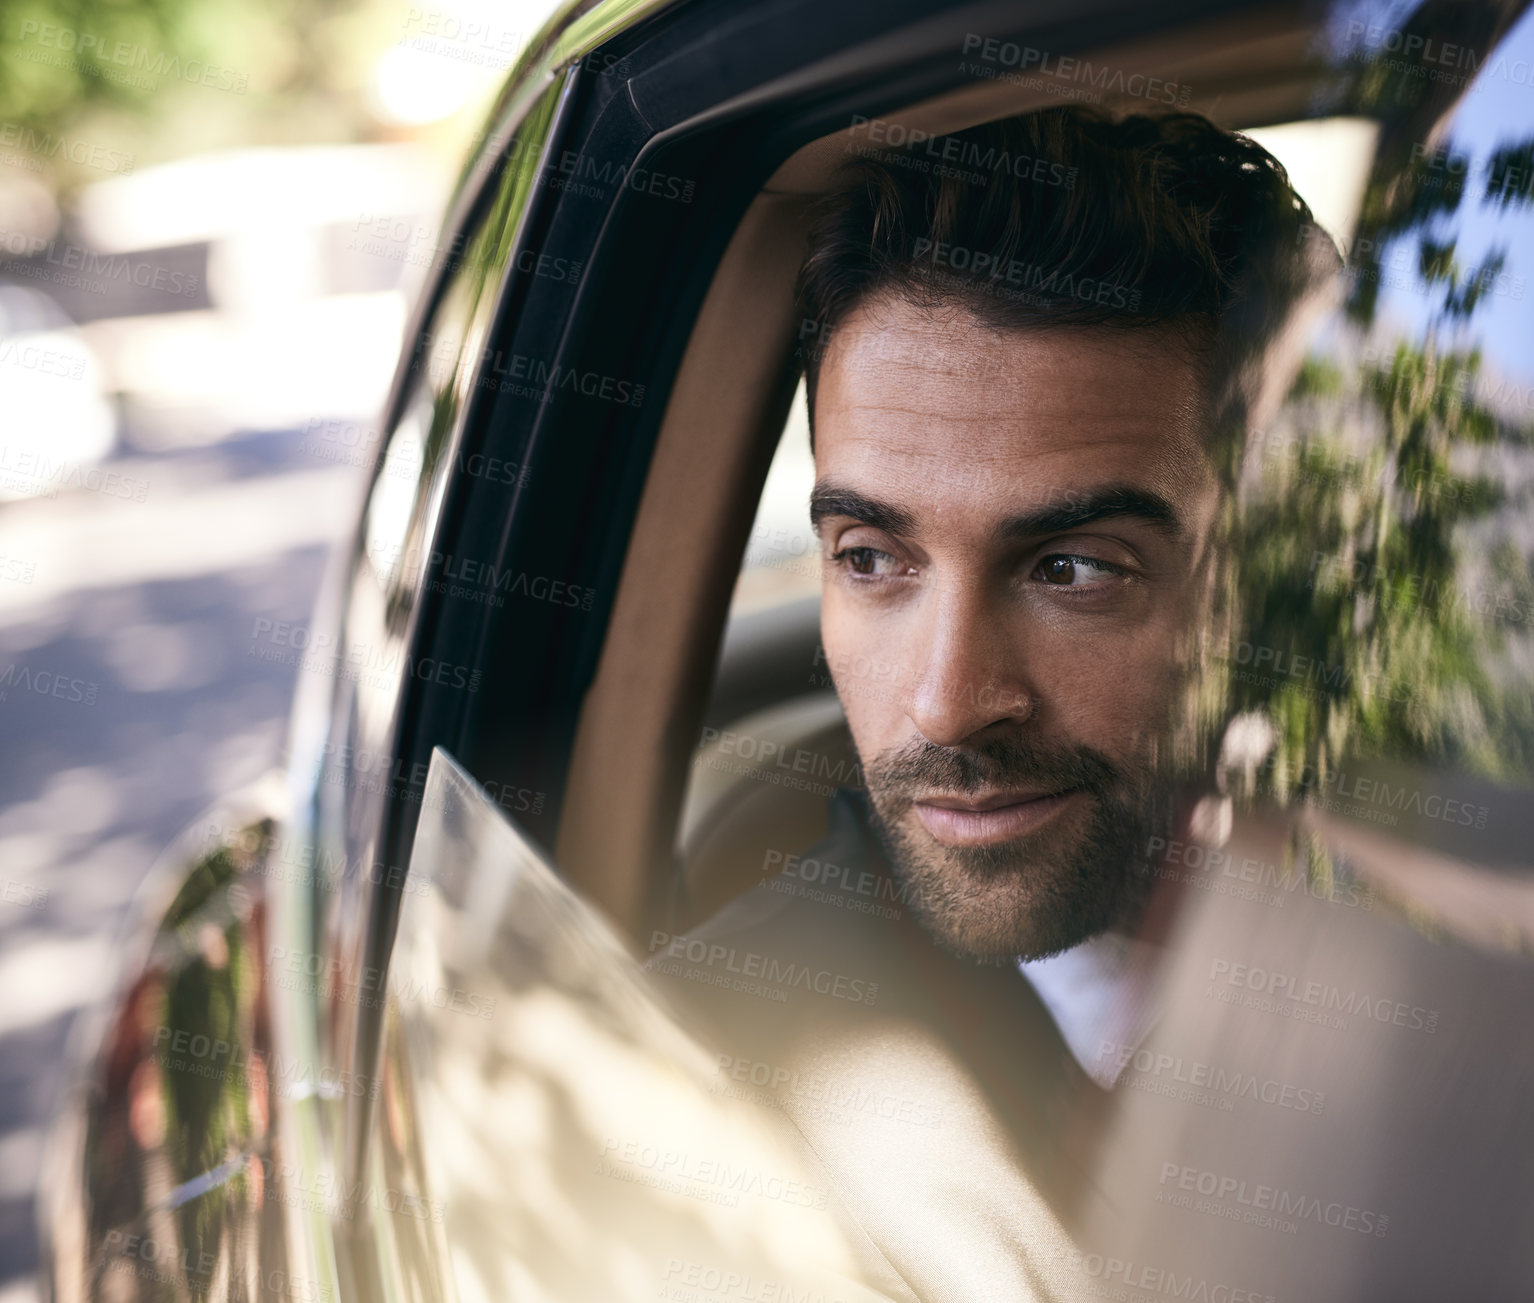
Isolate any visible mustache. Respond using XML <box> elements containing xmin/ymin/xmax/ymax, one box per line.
<box><xmin>865</xmin><ymin>734</ymin><xmax>1121</xmax><ymax>802</ymax></box>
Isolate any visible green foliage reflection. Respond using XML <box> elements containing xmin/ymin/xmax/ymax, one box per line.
<box><xmin>1207</xmin><ymin>35</ymin><xmax>1534</xmax><ymax>813</ymax></box>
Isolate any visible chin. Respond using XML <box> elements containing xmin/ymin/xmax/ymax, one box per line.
<box><xmin>874</xmin><ymin>809</ymin><xmax>1153</xmax><ymax>965</ymax></box>
<box><xmin>909</xmin><ymin>864</ymin><xmax>1124</xmax><ymax>964</ymax></box>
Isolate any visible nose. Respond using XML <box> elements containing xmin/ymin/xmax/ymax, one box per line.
<box><xmin>904</xmin><ymin>580</ymin><xmax>1034</xmax><ymax>748</ymax></box>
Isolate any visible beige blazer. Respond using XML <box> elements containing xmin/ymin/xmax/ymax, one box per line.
<box><xmin>651</xmin><ymin>796</ymin><xmax>1534</xmax><ymax>1302</ymax></box>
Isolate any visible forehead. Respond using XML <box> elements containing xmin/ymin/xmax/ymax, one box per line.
<box><xmin>814</xmin><ymin>297</ymin><xmax>1211</xmax><ymax>514</ymax></box>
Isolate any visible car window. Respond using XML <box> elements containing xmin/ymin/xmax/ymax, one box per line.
<box><xmin>368</xmin><ymin>747</ymin><xmax>909</xmax><ymax>1302</ymax></box>
<box><xmin>681</xmin><ymin>113</ymin><xmax>1380</xmax><ymax>910</ymax></box>
<box><xmin>708</xmin><ymin>113</ymin><xmax>1379</xmax><ymax>715</ymax></box>
<box><xmin>729</xmin><ymin>380</ymin><xmax>818</xmax><ymax>618</ymax></box>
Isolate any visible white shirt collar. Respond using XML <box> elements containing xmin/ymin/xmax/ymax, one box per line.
<box><xmin>1017</xmin><ymin>930</ymin><xmax>1162</xmax><ymax>1089</ymax></box>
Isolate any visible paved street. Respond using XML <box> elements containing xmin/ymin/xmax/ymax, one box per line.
<box><xmin>0</xmin><ymin>426</ymin><xmax>364</xmax><ymax>1295</ymax></box>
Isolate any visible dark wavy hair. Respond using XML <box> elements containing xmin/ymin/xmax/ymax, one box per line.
<box><xmin>796</xmin><ymin>107</ymin><xmax>1337</xmax><ymax>456</ymax></box>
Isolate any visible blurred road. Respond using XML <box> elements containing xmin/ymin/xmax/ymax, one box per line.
<box><xmin>0</xmin><ymin>425</ymin><xmax>364</xmax><ymax>1297</ymax></box>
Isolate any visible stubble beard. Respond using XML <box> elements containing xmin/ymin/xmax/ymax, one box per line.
<box><xmin>861</xmin><ymin>734</ymin><xmax>1174</xmax><ymax>964</ymax></box>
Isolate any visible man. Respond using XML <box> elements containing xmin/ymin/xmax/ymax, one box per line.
<box><xmin>649</xmin><ymin>108</ymin><xmax>1534</xmax><ymax>1301</ymax></box>
<box><xmin>794</xmin><ymin>107</ymin><xmax>1328</xmax><ymax>970</ymax></box>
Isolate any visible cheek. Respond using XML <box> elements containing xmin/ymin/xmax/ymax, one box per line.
<box><xmin>1057</xmin><ymin>625</ymin><xmax>1182</xmax><ymax>744</ymax></box>
<box><xmin>820</xmin><ymin>594</ymin><xmax>909</xmax><ymax>730</ymax></box>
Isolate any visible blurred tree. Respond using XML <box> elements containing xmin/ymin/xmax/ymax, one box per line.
<box><xmin>0</xmin><ymin>0</ymin><xmax>409</xmax><ymax>194</ymax></box>
<box><xmin>1204</xmin><ymin>20</ymin><xmax>1534</xmax><ymax>816</ymax></box>
<box><xmin>1216</xmin><ymin>338</ymin><xmax>1532</xmax><ymax>808</ymax></box>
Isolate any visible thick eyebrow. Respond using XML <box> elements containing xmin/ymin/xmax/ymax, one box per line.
<box><xmin>809</xmin><ymin>481</ymin><xmax>1180</xmax><ymax>541</ymax></box>
<box><xmin>809</xmin><ymin>483</ymin><xmax>918</xmax><ymax>537</ymax></box>
<box><xmin>997</xmin><ymin>485</ymin><xmax>1182</xmax><ymax>541</ymax></box>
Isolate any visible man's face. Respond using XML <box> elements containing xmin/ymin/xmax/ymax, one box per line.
<box><xmin>813</xmin><ymin>296</ymin><xmax>1220</xmax><ymax>963</ymax></box>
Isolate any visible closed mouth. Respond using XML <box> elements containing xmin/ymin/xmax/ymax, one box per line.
<box><xmin>911</xmin><ymin>787</ymin><xmax>1082</xmax><ymax>846</ymax></box>
<box><xmin>916</xmin><ymin>788</ymin><xmax>1072</xmax><ymax>812</ymax></box>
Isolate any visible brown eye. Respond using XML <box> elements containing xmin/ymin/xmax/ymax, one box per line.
<box><xmin>1035</xmin><ymin>554</ymin><xmax>1122</xmax><ymax>588</ymax></box>
<box><xmin>830</xmin><ymin>546</ymin><xmax>904</xmax><ymax>579</ymax></box>
<box><xmin>1042</xmin><ymin>556</ymin><xmax>1076</xmax><ymax>584</ymax></box>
